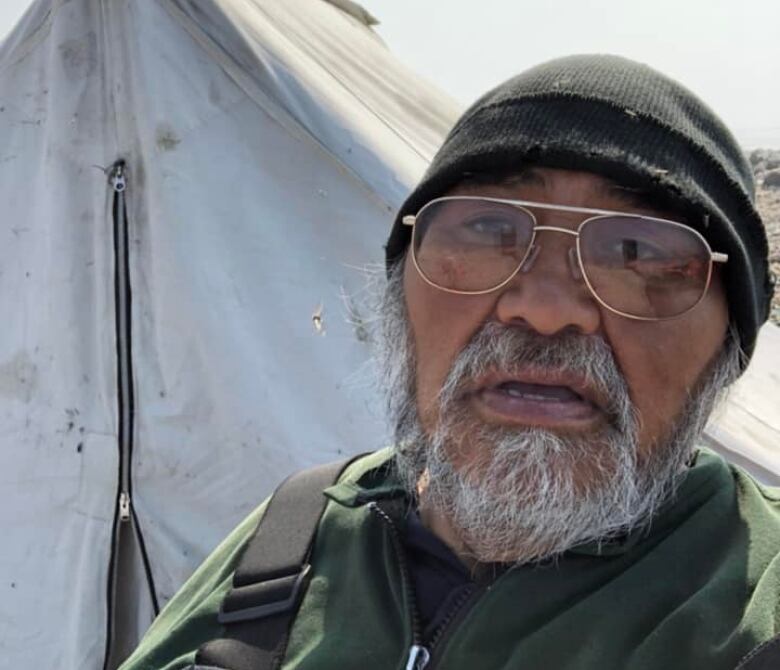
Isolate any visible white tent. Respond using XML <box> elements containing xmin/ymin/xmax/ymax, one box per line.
<box><xmin>0</xmin><ymin>0</ymin><xmax>458</xmax><ymax>667</ymax></box>
<box><xmin>0</xmin><ymin>0</ymin><xmax>777</xmax><ymax>668</ymax></box>
<box><xmin>704</xmin><ymin>323</ymin><xmax>780</xmax><ymax>485</ymax></box>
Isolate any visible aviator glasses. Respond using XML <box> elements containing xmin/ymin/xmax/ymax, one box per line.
<box><xmin>402</xmin><ymin>196</ymin><xmax>728</xmax><ymax>321</ymax></box>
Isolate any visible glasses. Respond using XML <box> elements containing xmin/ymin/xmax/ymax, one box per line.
<box><xmin>402</xmin><ymin>196</ymin><xmax>728</xmax><ymax>321</ymax></box>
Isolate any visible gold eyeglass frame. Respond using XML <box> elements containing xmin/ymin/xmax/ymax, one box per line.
<box><xmin>402</xmin><ymin>196</ymin><xmax>729</xmax><ymax>322</ymax></box>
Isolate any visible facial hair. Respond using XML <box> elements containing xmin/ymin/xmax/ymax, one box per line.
<box><xmin>373</xmin><ymin>263</ymin><xmax>741</xmax><ymax>564</ymax></box>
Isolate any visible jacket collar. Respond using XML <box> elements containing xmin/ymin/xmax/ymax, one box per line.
<box><xmin>324</xmin><ymin>447</ymin><xmax>407</xmax><ymax>507</ymax></box>
<box><xmin>324</xmin><ymin>446</ymin><xmax>736</xmax><ymax>559</ymax></box>
<box><xmin>568</xmin><ymin>448</ymin><xmax>735</xmax><ymax>557</ymax></box>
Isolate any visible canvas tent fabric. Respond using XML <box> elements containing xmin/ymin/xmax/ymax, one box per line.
<box><xmin>0</xmin><ymin>0</ymin><xmax>459</xmax><ymax>668</ymax></box>
<box><xmin>703</xmin><ymin>323</ymin><xmax>780</xmax><ymax>485</ymax></box>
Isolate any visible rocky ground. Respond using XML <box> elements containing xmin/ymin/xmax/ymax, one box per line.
<box><xmin>751</xmin><ymin>149</ymin><xmax>780</xmax><ymax>325</ymax></box>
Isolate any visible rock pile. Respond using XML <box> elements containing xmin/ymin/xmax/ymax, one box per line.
<box><xmin>764</xmin><ymin>170</ymin><xmax>780</xmax><ymax>189</ymax></box>
<box><xmin>751</xmin><ymin>148</ymin><xmax>780</xmax><ymax>324</ymax></box>
<box><xmin>750</xmin><ymin>148</ymin><xmax>780</xmax><ymax>173</ymax></box>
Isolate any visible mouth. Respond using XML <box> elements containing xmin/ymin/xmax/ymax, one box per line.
<box><xmin>464</xmin><ymin>371</ymin><xmax>606</xmax><ymax>430</ymax></box>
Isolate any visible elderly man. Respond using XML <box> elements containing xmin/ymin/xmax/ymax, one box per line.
<box><xmin>121</xmin><ymin>55</ymin><xmax>779</xmax><ymax>670</ymax></box>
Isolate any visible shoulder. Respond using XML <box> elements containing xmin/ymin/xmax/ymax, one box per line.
<box><xmin>692</xmin><ymin>447</ymin><xmax>780</xmax><ymax>512</ymax></box>
<box><xmin>715</xmin><ymin>453</ymin><xmax>780</xmax><ymax>628</ymax></box>
<box><xmin>725</xmin><ymin>454</ymin><xmax>780</xmax><ymax>522</ymax></box>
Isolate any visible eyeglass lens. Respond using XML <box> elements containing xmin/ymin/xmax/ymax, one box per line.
<box><xmin>412</xmin><ymin>198</ymin><xmax>712</xmax><ymax>319</ymax></box>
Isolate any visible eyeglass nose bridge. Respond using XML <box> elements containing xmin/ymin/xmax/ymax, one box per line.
<box><xmin>519</xmin><ymin>225</ymin><xmax>584</xmax><ymax>281</ymax></box>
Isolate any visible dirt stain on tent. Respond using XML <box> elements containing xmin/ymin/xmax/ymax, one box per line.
<box><xmin>156</xmin><ymin>125</ymin><xmax>181</xmax><ymax>152</ymax></box>
<box><xmin>0</xmin><ymin>352</ymin><xmax>38</xmax><ymax>403</ymax></box>
<box><xmin>58</xmin><ymin>32</ymin><xmax>97</xmax><ymax>82</ymax></box>
<box><xmin>208</xmin><ymin>80</ymin><xmax>221</xmax><ymax>106</ymax></box>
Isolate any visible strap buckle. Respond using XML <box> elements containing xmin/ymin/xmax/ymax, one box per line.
<box><xmin>218</xmin><ymin>564</ymin><xmax>312</xmax><ymax>625</ymax></box>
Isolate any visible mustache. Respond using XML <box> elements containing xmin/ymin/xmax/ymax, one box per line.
<box><xmin>437</xmin><ymin>322</ymin><xmax>633</xmax><ymax>425</ymax></box>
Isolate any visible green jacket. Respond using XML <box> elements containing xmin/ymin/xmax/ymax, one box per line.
<box><xmin>121</xmin><ymin>448</ymin><xmax>780</xmax><ymax>670</ymax></box>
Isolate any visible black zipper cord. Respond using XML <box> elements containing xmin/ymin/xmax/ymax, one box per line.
<box><xmin>130</xmin><ymin>504</ymin><xmax>160</xmax><ymax>615</ymax></box>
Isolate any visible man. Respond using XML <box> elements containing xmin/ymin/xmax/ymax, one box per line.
<box><xmin>121</xmin><ymin>55</ymin><xmax>779</xmax><ymax>670</ymax></box>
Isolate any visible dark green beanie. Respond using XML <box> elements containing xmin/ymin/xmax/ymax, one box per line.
<box><xmin>386</xmin><ymin>54</ymin><xmax>773</xmax><ymax>365</ymax></box>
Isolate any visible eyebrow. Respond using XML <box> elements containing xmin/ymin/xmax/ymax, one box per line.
<box><xmin>514</xmin><ymin>171</ymin><xmax>664</xmax><ymax>212</ymax></box>
<box><xmin>506</xmin><ymin>168</ymin><xmax>546</xmax><ymax>188</ymax></box>
<box><xmin>458</xmin><ymin>166</ymin><xmax>544</xmax><ymax>189</ymax></box>
<box><xmin>459</xmin><ymin>169</ymin><xmax>676</xmax><ymax>216</ymax></box>
<box><xmin>600</xmin><ymin>183</ymin><xmax>660</xmax><ymax>211</ymax></box>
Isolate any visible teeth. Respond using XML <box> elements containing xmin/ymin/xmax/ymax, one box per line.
<box><xmin>495</xmin><ymin>381</ymin><xmax>583</xmax><ymax>403</ymax></box>
<box><xmin>524</xmin><ymin>394</ymin><xmax>554</xmax><ymax>401</ymax></box>
<box><xmin>504</xmin><ymin>387</ymin><xmax>552</xmax><ymax>401</ymax></box>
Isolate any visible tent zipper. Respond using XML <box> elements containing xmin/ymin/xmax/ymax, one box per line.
<box><xmin>102</xmin><ymin>159</ymin><xmax>134</xmax><ymax>670</ymax></box>
<box><xmin>102</xmin><ymin>161</ymin><xmax>160</xmax><ymax>670</ymax></box>
<box><xmin>110</xmin><ymin>161</ymin><xmax>132</xmax><ymax>523</ymax></box>
<box><xmin>118</xmin><ymin>491</ymin><xmax>131</xmax><ymax>521</ymax></box>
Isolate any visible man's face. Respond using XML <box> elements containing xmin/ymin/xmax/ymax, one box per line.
<box><xmin>391</xmin><ymin>167</ymin><xmax>733</xmax><ymax>561</ymax></box>
<box><xmin>404</xmin><ymin>167</ymin><xmax>729</xmax><ymax>469</ymax></box>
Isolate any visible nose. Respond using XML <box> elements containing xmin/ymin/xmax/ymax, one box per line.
<box><xmin>494</xmin><ymin>232</ymin><xmax>601</xmax><ymax>336</ymax></box>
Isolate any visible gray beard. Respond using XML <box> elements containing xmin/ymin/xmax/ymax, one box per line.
<box><xmin>372</xmin><ymin>263</ymin><xmax>741</xmax><ymax>564</ymax></box>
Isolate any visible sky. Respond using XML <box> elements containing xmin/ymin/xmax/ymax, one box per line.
<box><xmin>1</xmin><ymin>0</ymin><xmax>778</xmax><ymax>148</ymax></box>
<box><xmin>358</xmin><ymin>0</ymin><xmax>780</xmax><ymax>149</ymax></box>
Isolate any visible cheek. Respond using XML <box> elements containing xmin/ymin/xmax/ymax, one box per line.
<box><xmin>403</xmin><ymin>260</ymin><xmax>493</xmax><ymax>426</ymax></box>
<box><xmin>602</xmin><ymin>297</ymin><xmax>728</xmax><ymax>452</ymax></box>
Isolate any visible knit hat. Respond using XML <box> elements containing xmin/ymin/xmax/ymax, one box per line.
<box><xmin>386</xmin><ymin>54</ymin><xmax>773</xmax><ymax>365</ymax></box>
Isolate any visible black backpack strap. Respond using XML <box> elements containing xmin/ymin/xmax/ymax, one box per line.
<box><xmin>196</xmin><ymin>455</ymin><xmax>363</xmax><ymax>670</ymax></box>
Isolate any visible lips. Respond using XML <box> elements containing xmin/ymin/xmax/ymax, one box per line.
<box><xmin>464</xmin><ymin>370</ymin><xmax>606</xmax><ymax>429</ymax></box>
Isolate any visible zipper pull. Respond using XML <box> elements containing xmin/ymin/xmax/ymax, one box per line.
<box><xmin>110</xmin><ymin>162</ymin><xmax>126</xmax><ymax>193</ymax></box>
<box><xmin>405</xmin><ymin>645</ymin><xmax>430</xmax><ymax>670</ymax></box>
<box><xmin>119</xmin><ymin>491</ymin><xmax>131</xmax><ymax>522</ymax></box>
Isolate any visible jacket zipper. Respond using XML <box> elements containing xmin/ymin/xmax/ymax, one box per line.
<box><xmin>424</xmin><ymin>584</ymin><xmax>484</xmax><ymax>668</ymax></box>
<box><xmin>102</xmin><ymin>161</ymin><xmax>160</xmax><ymax>670</ymax></box>
<box><xmin>368</xmin><ymin>502</ymin><xmax>485</xmax><ymax>670</ymax></box>
<box><xmin>368</xmin><ymin>502</ymin><xmax>428</xmax><ymax>668</ymax></box>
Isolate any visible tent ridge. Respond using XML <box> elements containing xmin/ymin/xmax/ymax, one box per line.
<box><xmin>246</xmin><ymin>3</ymin><xmax>433</xmax><ymax>165</ymax></box>
<box><xmin>321</xmin><ymin>0</ymin><xmax>379</xmax><ymax>27</ymax></box>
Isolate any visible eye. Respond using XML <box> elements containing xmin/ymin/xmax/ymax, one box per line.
<box><xmin>589</xmin><ymin>237</ymin><xmax>668</xmax><ymax>267</ymax></box>
<box><xmin>618</xmin><ymin>238</ymin><xmax>666</xmax><ymax>263</ymax></box>
<box><xmin>460</xmin><ymin>213</ymin><xmax>518</xmax><ymax>240</ymax></box>
<box><xmin>611</xmin><ymin>237</ymin><xmax>704</xmax><ymax>282</ymax></box>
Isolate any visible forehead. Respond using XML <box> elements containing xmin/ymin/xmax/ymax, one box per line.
<box><xmin>449</xmin><ymin>167</ymin><xmax>681</xmax><ymax>220</ymax></box>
